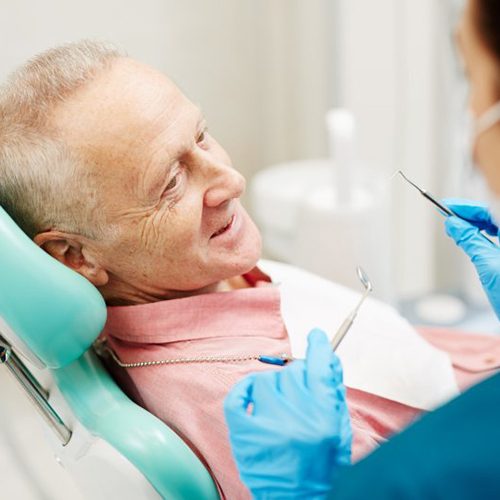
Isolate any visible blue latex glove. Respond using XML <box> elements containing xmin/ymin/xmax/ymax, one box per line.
<box><xmin>443</xmin><ymin>198</ymin><xmax>500</xmax><ymax>319</ymax></box>
<box><xmin>224</xmin><ymin>329</ymin><xmax>352</xmax><ymax>500</ymax></box>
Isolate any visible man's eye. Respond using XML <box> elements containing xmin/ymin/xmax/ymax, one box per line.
<box><xmin>165</xmin><ymin>173</ymin><xmax>179</xmax><ymax>191</ymax></box>
<box><xmin>197</xmin><ymin>130</ymin><xmax>207</xmax><ymax>144</ymax></box>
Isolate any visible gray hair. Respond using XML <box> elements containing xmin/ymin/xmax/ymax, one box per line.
<box><xmin>0</xmin><ymin>40</ymin><xmax>123</xmax><ymax>239</ymax></box>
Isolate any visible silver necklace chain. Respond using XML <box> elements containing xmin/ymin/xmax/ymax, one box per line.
<box><xmin>93</xmin><ymin>338</ymin><xmax>293</xmax><ymax>369</ymax></box>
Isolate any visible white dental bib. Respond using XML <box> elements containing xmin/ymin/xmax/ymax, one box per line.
<box><xmin>259</xmin><ymin>259</ymin><xmax>459</xmax><ymax>411</ymax></box>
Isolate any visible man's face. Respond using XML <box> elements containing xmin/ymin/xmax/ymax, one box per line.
<box><xmin>52</xmin><ymin>58</ymin><xmax>262</xmax><ymax>303</ymax></box>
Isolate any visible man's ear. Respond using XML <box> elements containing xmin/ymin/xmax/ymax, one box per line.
<box><xmin>33</xmin><ymin>230</ymin><xmax>109</xmax><ymax>287</ymax></box>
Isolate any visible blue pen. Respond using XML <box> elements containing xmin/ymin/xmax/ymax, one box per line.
<box><xmin>258</xmin><ymin>354</ymin><xmax>292</xmax><ymax>366</ymax></box>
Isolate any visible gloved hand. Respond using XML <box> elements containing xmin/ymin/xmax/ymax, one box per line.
<box><xmin>224</xmin><ymin>329</ymin><xmax>352</xmax><ymax>500</ymax></box>
<box><xmin>443</xmin><ymin>198</ymin><xmax>500</xmax><ymax>319</ymax></box>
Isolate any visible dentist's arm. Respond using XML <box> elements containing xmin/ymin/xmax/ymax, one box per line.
<box><xmin>329</xmin><ymin>371</ymin><xmax>500</xmax><ymax>500</ymax></box>
<box><xmin>225</xmin><ymin>329</ymin><xmax>500</xmax><ymax>500</ymax></box>
<box><xmin>443</xmin><ymin>199</ymin><xmax>500</xmax><ymax>319</ymax></box>
<box><xmin>224</xmin><ymin>329</ymin><xmax>352</xmax><ymax>499</ymax></box>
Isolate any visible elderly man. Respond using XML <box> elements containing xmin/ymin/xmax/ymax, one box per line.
<box><xmin>1</xmin><ymin>41</ymin><xmax>499</xmax><ymax>499</ymax></box>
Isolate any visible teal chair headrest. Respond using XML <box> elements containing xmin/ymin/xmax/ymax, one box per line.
<box><xmin>0</xmin><ymin>207</ymin><xmax>107</xmax><ymax>369</ymax></box>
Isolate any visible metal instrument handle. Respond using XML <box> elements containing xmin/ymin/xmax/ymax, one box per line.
<box><xmin>331</xmin><ymin>313</ymin><xmax>355</xmax><ymax>351</ymax></box>
<box><xmin>0</xmin><ymin>337</ymin><xmax>72</xmax><ymax>445</ymax></box>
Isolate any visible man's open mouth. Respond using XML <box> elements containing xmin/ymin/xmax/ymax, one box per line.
<box><xmin>211</xmin><ymin>215</ymin><xmax>235</xmax><ymax>238</ymax></box>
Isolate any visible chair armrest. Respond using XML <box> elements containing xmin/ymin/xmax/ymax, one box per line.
<box><xmin>53</xmin><ymin>350</ymin><xmax>219</xmax><ymax>499</ymax></box>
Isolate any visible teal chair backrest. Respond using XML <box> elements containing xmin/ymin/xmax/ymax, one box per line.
<box><xmin>0</xmin><ymin>206</ymin><xmax>106</xmax><ymax>368</ymax></box>
<box><xmin>0</xmin><ymin>206</ymin><xmax>219</xmax><ymax>499</ymax></box>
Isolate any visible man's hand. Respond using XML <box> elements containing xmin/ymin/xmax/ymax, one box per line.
<box><xmin>444</xmin><ymin>199</ymin><xmax>500</xmax><ymax>319</ymax></box>
<box><xmin>224</xmin><ymin>329</ymin><xmax>352</xmax><ymax>499</ymax></box>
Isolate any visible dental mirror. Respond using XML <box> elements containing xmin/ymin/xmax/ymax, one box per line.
<box><xmin>357</xmin><ymin>266</ymin><xmax>372</xmax><ymax>294</ymax></box>
<box><xmin>331</xmin><ymin>266</ymin><xmax>373</xmax><ymax>351</ymax></box>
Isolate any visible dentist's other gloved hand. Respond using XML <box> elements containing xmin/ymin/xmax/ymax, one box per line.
<box><xmin>443</xmin><ymin>199</ymin><xmax>500</xmax><ymax>319</ymax></box>
<box><xmin>224</xmin><ymin>329</ymin><xmax>352</xmax><ymax>500</ymax></box>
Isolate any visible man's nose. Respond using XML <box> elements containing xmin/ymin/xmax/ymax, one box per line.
<box><xmin>203</xmin><ymin>160</ymin><xmax>246</xmax><ymax>208</ymax></box>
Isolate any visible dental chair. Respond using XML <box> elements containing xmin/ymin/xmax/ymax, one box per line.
<box><xmin>0</xmin><ymin>207</ymin><xmax>219</xmax><ymax>499</ymax></box>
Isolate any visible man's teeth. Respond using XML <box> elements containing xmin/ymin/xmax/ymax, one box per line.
<box><xmin>213</xmin><ymin>216</ymin><xmax>233</xmax><ymax>237</ymax></box>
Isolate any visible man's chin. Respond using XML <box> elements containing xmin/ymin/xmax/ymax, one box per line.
<box><xmin>239</xmin><ymin>228</ymin><xmax>262</xmax><ymax>272</ymax></box>
<box><xmin>217</xmin><ymin>241</ymin><xmax>262</xmax><ymax>283</ymax></box>
<box><xmin>223</xmin><ymin>249</ymin><xmax>261</xmax><ymax>280</ymax></box>
<box><xmin>205</xmin><ymin>209</ymin><xmax>262</xmax><ymax>278</ymax></box>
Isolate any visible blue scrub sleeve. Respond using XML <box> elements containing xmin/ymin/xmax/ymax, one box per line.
<box><xmin>330</xmin><ymin>372</ymin><xmax>500</xmax><ymax>500</ymax></box>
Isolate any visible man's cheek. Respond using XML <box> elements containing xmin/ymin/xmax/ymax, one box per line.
<box><xmin>159</xmin><ymin>229</ymin><xmax>196</xmax><ymax>262</ymax></box>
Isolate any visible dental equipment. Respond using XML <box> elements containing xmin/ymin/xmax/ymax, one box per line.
<box><xmin>397</xmin><ymin>170</ymin><xmax>454</xmax><ymax>216</ymax></box>
<box><xmin>397</xmin><ymin>170</ymin><xmax>495</xmax><ymax>245</ymax></box>
<box><xmin>331</xmin><ymin>267</ymin><xmax>373</xmax><ymax>351</ymax></box>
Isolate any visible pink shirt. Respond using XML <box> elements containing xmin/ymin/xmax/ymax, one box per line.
<box><xmin>102</xmin><ymin>269</ymin><xmax>500</xmax><ymax>499</ymax></box>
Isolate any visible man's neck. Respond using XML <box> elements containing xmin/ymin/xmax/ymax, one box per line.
<box><xmin>102</xmin><ymin>275</ymin><xmax>251</xmax><ymax>306</ymax></box>
<box><xmin>219</xmin><ymin>275</ymin><xmax>251</xmax><ymax>291</ymax></box>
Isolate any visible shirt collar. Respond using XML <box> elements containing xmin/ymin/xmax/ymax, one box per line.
<box><xmin>103</xmin><ymin>267</ymin><xmax>284</xmax><ymax>344</ymax></box>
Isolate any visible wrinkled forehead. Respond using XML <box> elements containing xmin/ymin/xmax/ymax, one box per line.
<box><xmin>51</xmin><ymin>57</ymin><xmax>197</xmax><ymax>171</ymax></box>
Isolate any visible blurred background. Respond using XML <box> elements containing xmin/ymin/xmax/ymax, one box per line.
<box><xmin>0</xmin><ymin>0</ymin><xmax>497</xmax><ymax>498</ymax></box>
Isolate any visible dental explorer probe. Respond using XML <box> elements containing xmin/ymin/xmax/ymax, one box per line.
<box><xmin>331</xmin><ymin>267</ymin><xmax>373</xmax><ymax>351</ymax></box>
<box><xmin>397</xmin><ymin>170</ymin><xmax>455</xmax><ymax>216</ymax></box>
<box><xmin>397</xmin><ymin>170</ymin><xmax>495</xmax><ymax>245</ymax></box>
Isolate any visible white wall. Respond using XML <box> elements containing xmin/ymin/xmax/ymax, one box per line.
<box><xmin>335</xmin><ymin>0</ymin><xmax>476</xmax><ymax>298</ymax></box>
<box><xmin>335</xmin><ymin>0</ymin><xmax>438</xmax><ymax>296</ymax></box>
